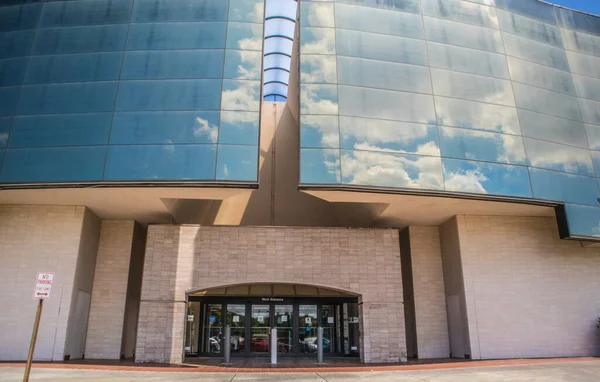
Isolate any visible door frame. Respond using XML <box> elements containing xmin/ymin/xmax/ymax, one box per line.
<box><xmin>189</xmin><ymin>296</ymin><xmax>357</xmax><ymax>357</ymax></box>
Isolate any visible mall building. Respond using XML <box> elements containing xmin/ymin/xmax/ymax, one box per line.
<box><xmin>1</xmin><ymin>0</ymin><xmax>600</xmax><ymax>364</ymax></box>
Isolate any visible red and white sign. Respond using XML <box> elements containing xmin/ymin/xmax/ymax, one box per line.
<box><xmin>33</xmin><ymin>272</ymin><xmax>54</xmax><ymax>299</ymax></box>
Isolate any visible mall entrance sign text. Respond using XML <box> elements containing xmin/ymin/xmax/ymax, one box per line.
<box><xmin>33</xmin><ymin>272</ymin><xmax>54</xmax><ymax>299</ymax></box>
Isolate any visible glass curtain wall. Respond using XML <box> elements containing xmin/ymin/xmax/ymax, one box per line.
<box><xmin>298</xmin><ymin>0</ymin><xmax>600</xmax><ymax>239</ymax></box>
<box><xmin>0</xmin><ymin>0</ymin><xmax>264</xmax><ymax>184</ymax></box>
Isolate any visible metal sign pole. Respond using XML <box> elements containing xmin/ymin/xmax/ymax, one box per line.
<box><xmin>23</xmin><ymin>299</ymin><xmax>44</xmax><ymax>382</ymax></box>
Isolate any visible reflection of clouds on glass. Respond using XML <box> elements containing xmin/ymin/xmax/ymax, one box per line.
<box><xmin>340</xmin><ymin>116</ymin><xmax>440</xmax><ymax>156</ymax></box>
<box><xmin>223</xmin><ymin>164</ymin><xmax>229</xmax><ymax>177</ymax></box>
<box><xmin>224</xmin><ymin>50</ymin><xmax>261</xmax><ymax>80</ymax></box>
<box><xmin>219</xmin><ymin>111</ymin><xmax>259</xmax><ymax>145</ymax></box>
<box><xmin>524</xmin><ymin>138</ymin><xmax>594</xmax><ymax>176</ymax></box>
<box><xmin>301</xmin><ymin>84</ymin><xmax>338</xmax><ymax>114</ymax></box>
<box><xmin>300</xmin><ymin>2</ymin><xmax>334</xmax><ymax>27</ymax></box>
<box><xmin>300</xmin><ymin>27</ymin><xmax>336</xmax><ymax>54</ymax></box>
<box><xmin>435</xmin><ymin>96</ymin><xmax>521</xmax><ymax>135</ymax></box>
<box><xmin>440</xmin><ymin>127</ymin><xmax>526</xmax><ymax>165</ymax></box>
<box><xmin>229</xmin><ymin>0</ymin><xmax>264</xmax><ymax>23</ymax></box>
<box><xmin>341</xmin><ymin>150</ymin><xmax>443</xmax><ymax>190</ymax></box>
<box><xmin>227</xmin><ymin>23</ymin><xmax>263</xmax><ymax>51</ymax></box>
<box><xmin>193</xmin><ymin>117</ymin><xmax>218</xmax><ymax>143</ymax></box>
<box><xmin>0</xmin><ymin>133</ymin><xmax>8</xmax><ymax>146</ymax></box>
<box><xmin>445</xmin><ymin>169</ymin><xmax>488</xmax><ymax>194</ymax></box>
<box><xmin>221</xmin><ymin>80</ymin><xmax>260</xmax><ymax>112</ymax></box>
<box><xmin>431</xmin><ymin>68</ymin><xmax>515</xmax><ymax>107</ymax></box>
<box><xmin>301</xmin><ymin>55</ymin><xmax>337</xmax><ymax>83</ymax></box>
<box><xmin>301</xmin><ymin>115</ymin><xmax>339</xmax><ymax>148</ymax></box>
<box><xmin>443</xmin><ymin>158</ymin><xmax>533</xmax><ymax>198</ymax></box>
<box><xmin>300</xmin><ymin>148</ymin><xmax>341</xmax><ymax>184</ymax></box>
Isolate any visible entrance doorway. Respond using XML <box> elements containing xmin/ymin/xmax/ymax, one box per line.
<box><xmin>186</xmin><ymin>296</ymin><xmax>359</xmax><ymax>357</ymax></box>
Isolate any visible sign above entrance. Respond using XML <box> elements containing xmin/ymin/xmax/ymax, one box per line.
<box><xmin>261</xmin><ymin>297</ymin><xmax>284</xmax><ymax>302</ymax></box>
<box><xmin>33</xmin><ymin>272</ymin><xmax>54</xmax><ymax>299</ymax></box>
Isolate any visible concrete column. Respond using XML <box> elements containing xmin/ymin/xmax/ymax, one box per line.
<box><xmin>406</xmin><ymin>227</ymin><xmax>450</xmax><ymax>359</ymax></box>
<box><xmin>85</xmin><ymin>221</ymin><xmax>137</xmax><ymax>359</ymax></box>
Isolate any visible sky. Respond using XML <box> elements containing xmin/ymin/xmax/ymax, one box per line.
<box><xmin>550</xmin><ymin>0</ymin><xmax>600</xmax><ymax>15</ymax></box>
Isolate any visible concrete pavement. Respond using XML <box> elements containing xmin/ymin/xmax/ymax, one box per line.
<box><xmin>2</xmin><ymin>360</ymin><xmax>600</xmax><ymax>381</ymax></box>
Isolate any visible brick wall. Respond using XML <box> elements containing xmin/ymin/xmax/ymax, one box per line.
<box><xmin>408</xmin><ymin>227</ymin><xmax>450</xmax><ymax>359</ymax></box>
<box><xmin>85</xmin><ymin>221</ymin><xmax>135</xmax><ymax>359</ymax></box>
<box><xmin>455</xmin><ymin>215</ymin><xmax>600</xmax><ymax>359</ymax></box>
<box><xmin>0</xmin><ymin>205</ymin><xmax>99</xmax><ymax>361</ymax></box>
<box><xmin>136</xmin><ymin>225</ymin><xmax>406</xmax><ymax>364</ymax></box>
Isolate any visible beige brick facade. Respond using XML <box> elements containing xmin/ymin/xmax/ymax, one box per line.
<box><xmin>0</xmin><ymin>205</ymin><xmax>100</xmax><ymax>361</ymax></box>
<box><xmin>135</xmin><ymin>225</ymin><xmax>407</xmax><ymax>364</ymax></box>
<box><xmin>85</xmin><ymin>221</ymin><xmax>136</xmax><ymax>359</ymax></box>
<box><xmin>450</xmin><ymin>215</ymin><xmax>600</xmax><ymax>359</ymax></box>
<box><xmin>407</xmin><ymin>227</ymin><xmax>450</xmax><ymax>359</ymax></box>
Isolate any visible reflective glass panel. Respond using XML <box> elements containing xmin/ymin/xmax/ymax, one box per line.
<box><xmin>300</xmin><ymin>2</ymin><xmax>334</xmax><ymax>27</ymax></box>
<box><xmin>216</xmin><ymin>144</ymin><xmax>258</xmax><ymax>181</ymax></box>
<box><xmin>585</xmin><ymin>124</ymin><xmax>600</xmax><ymax>150</ymax></box>
<box><xmin>17</xmin><ymin>82</ymin><xmax>118</xmax><ymax>115</ymax></box>
<box><xmin>424</xmin><ymin>16</ymin><xmax>504</xmax><ymax>53</ymax></box>
<box><xmin>336</xmin><ymin>0</ymin><xmax>420</xmax><ymax>14</ymax></box>
<box><xmin>24</xmin><ymin>53</ymin><xmax>122</xmax><ymax>84</ymax></box>
<box><xmin>0</xmin><ymin>117</ymin><xmax>11</xmax><ymax>148</ymax></box>
<box><xmin>115</xmin><ymin>79</ymin><xmax>222</xmax><ymax>111</ymax></box>
<box><xmin>334</xmin><ymin>3</ymin><xmax>423</xmax><ymax>39</ymax></box>
<box><xmin>338</xmin><ymin>86</ymin><xmax>435</xmax><ymax>124</ymax></box>
<box><xmin>0</xmin><ymin>146</ymin><xmax>106</xmax><ymax>183</ymax></box>
<box><xmin>566</xmin><ymin>50</ymin><xmax>600</xmax><ymax>79</ymax></box>
<box><xmin>518</xmin><ymin>109</ymin><xmax>588</xmax><ymax>148</ymax></box>
<box><xmin>507</xmin><ymin>56</ymin><xmax>576</xmax><ymax>96</ymax></box>
<box><xmin>579</xmin><ymin>99</ymin><xmax>600</xmax><ymax>125</ymax></box>
<box><xmin>230</xmin><ymin>0</ymin><xmax>265</xmax><ymax>23</ymax></box>
<box><xmin>336</xmin><ymin>29</ymin><xmax>428</xmax><ymax>66</ymax></box>
<box><xmin>300</xmin><ymin>27</ymin><xmax>335</xmax><ymax>54</ymax></box>
<box><xmin>33</xmin><ymin>24</ymin><xmax>128</xmax><ymax>54</ymax></box>
<box><xmin>127</xmin><ymin>22</ymin><xmax>226</xmax><ymax>50</ymax></box>
<box><xmin>573</xmin><ymin>74</ymin><xmax>600</xmax><ymax>103</ymax></box>
<box><xmin>0</xmin><ymin>57</ymin><xmax>26</xmax><ymax>86</ymax></box>
<box><xmin>495</xmin><ymin>0</ymin><xmax>557</xmax><ymax>25</ymax></box>
<box><xmin>502</xmin><ymin>32</ymin><xmax>570</xmax><ymax>71</ymax></box>
<box><xmin>110</xmin><ymin>111</ymin><xmax>220</xmax><ymax>144</ymax></box>
<box><xmin>422</xmin><ymin>0</ymin><xmax>499</xmax><ymax>29</ymax></box>
<box><xmin>300</xmin><ymin>115</ymin><xmax>339</xmax><ymax>148</ymax></box>
<box><xmin>0</xmin><ymin>30</ymin><xmax>35</xmax><ymax>59</ymax></box>
<box><xmin>218</xmin><ymin>111</ymin><xmax>259</xmax><ymax>145</ymax></box>
<box><xmin>221</xmin><ymin>80</ymin><xmax>261</xmax><ymax>112</ymax></box>
<box><xmin>427</xmin><ymin>42</ymin><xmax>509</xmax><ymax>79</ymax></box>
<box><xmin>121</xmin><ymin>50</ymin><xmax>225</xmax><ymax>80</ymax></box>
<box><xmin>512</xmin><ymin>82</ymin><xmax>582</xmax><ymax>122</ymax></box>
<box><xmin>301</xmin><ymin>84</ymin><xmax>338</xmax><ymax>115</ymax></box>
<box><xmin>340</xmin><ymin>117</ymin><xmax>440</xmax><ymax>156</ymax></box>
<box><xmin>0</xmin><ymin>3</ymin><xmax>41</xmax><ymax>32</ymax></box>
<box><xmin>442</xmin><ymin>158</ymin><xmax>532</xmax><ymax>198</ymax></box>
<box><xmin>301</xmin><ymin>55</ymin><xmax>337</xmax><ymax>84</ymax></box>
<box><xmin>104</xmin><ymin>144</ymin><xmax>217</xmax><ymax>181</ymax></box>
<box><xmin>556</xmin><ymin>8</ymin><xmax>600</xmax><ymax>37</ymax></box>
<box><xmin>497</xmin><ymin>9</ymin><xmax>563</xmax><ymax>48</ymax></box>
<box><xmin>564</xmin><ymin>204</ymin><xmax>600</xmax><ymax>238</ymax></box>
<box><xmin>226</xmin><ymin>22</ymin><xmax>263</xmax><ymax>51</ymax></box>
<box><xmin>524</xmin><ymin>137</ymin><xmax>594</xmax><ymax>176</ymax></box>
<box><xmin>337</xmin><ymin>56</ymin><xmax>432</xmax><ymax>94</ymax></box>
<box><xmin>40</xmin><ymin>0</ymin><xmax>132</xmax><ymax>27</ymax></box>
<box><xmin>439</xmin><ymin>126</ymin><xmax>526</xmax><ymax>165</ymax></box>
<box><xmin>0</xmin><ymin>86</ymin><xmax>19</xmax><ymax>116</ymax></box>
<box><xmin>435</xmin><ymin>96</ymin><xmax>521</xmax><ymax>134</ymax></box>
<box><xmin>529</xmin><ymin>167</ymin><xmax>599</xmax><ymax>205</ymax></box>
<box><xmin>341</xmin><ymin>150</ymin><xmax>443</xmax><ymax>190</ymax></box>
<box><xmin>431</xmin><ymin>68</ymin><xmax>515</xmax><ymax>107</ymax></box>
<box><xmin>11</xmin><ymin>113</ymin><xmax>112</xmax><ymax>147</ymax></box>
<box><xmin>561</xmin><ymin>29</ymin><xmax>600</xmax><ymax>57</ymax></box>
<box><xmin>300</xmin><ymin>148</ymin><xmax>341</xmax><ymax>184</ymax></box>
<box><xmin>132</xmin><ymin>0</ymin><xmax>229</xmax><ymax>22</ymax></box>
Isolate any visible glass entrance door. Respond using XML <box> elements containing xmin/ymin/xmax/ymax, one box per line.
<box><xmin>202</xmin><ymin>304</ymin><xmax>222</xmax><ymax>355</ymax></box>
<box><xmin>274</xmin><ymin>304</ymin><xmax>293</xmax><ymax>353</ymax></box>
<box><xmin>226</xmin><ymin>304</ymin><xmax>246</xmax><ymax>354</ymax></box>
<box><xmin>298</xmin><ymin>304</ymin><xmax>318</xmax><ymax>354</ymax></box>
<box><xmin>250</xmin><ymin>304</ymin><xmax>270</xmax><ymax>353</ymax></box>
